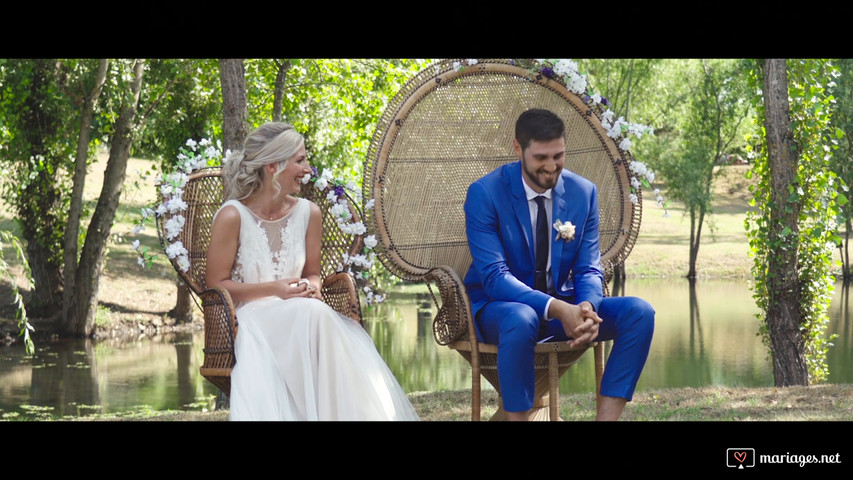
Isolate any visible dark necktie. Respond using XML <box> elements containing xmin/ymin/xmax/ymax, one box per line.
<box><xmin>534</xmin><ymin>195</ymin><xmax>548</xmax><ymax>293</ymax></box>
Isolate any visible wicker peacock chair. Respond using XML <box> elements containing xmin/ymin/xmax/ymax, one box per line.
<box><xmin>363</xmin><ymin>59</ymin><xmax>643</xmax><ymax>421</ymax></box>
<box><xmin>156</xmin><ymin>168</ymin><xmax>364</xmax><ymax>395</ymax></box>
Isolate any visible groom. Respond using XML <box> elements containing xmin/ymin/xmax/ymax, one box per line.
<box><xmin>463</xmin><ymin>108</ymin><xmax>655</xmax><ymax>421</ymax></box>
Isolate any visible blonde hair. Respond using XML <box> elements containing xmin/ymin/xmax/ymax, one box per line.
<box><xmin>223</xmin><ymin>122</ymin><xmax>305</xmax><ymax>200</ymax></box>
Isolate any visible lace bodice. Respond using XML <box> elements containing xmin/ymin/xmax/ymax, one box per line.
<box><xmin>215</xmin><ymin>198</ymin><xmax>310</xmax><ymax>286</ymax></box>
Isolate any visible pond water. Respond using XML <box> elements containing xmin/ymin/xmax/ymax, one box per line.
<box><xmin>1</xmin><ymin>278</ymin><xmax>851</xmax><ymax>419</ymax></box>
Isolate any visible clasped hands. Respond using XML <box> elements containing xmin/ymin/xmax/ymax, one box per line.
<box><xmin>280</xmin><ymin>277</ymin><xmax>322</xmax><ymax>300</ymax></box>
<box><xmin>547</xmin><ymin>299</ymin><xmax>602</xmax><ymax>348</ymax></box>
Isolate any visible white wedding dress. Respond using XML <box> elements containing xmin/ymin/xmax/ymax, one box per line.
<box><xmin>218</xmin><ymin>198</ymin><xmax>419</xmax><ymax>421</ymax></box>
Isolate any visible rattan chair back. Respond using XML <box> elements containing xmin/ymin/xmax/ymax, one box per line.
<box><xmin>364</xmin><ymin>59</ymin><xmax>644</xmax><ymax>420</ymax></box>
<box><xmin>365</xmin><ymin>59</ymin><xmax>641</xmax><ymax>290</ymax></box>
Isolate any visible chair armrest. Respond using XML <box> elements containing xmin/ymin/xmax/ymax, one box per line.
<box><xmin>322</xmin><ymin>272</ymin><xmax>363</xmax><ymax>324</ymax></box>
<box><xmin>198</xmin><ymin>285</ymin><xmax>237</xmax><ymax>385</ymax></box>
<box><xmin>424</xmin><ymin>265</ymin><xmax>474</xmax><ymax>346</ymax></box>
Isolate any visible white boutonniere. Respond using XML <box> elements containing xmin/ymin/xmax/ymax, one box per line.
<box><xmin>553</xmin><ymin>219</ymin><xmax>576</xmax><ymax>242</ymax></box>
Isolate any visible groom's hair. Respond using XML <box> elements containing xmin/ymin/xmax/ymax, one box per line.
<box><xmin>515</xmin><ymin>108</ymin><xmax>565</xmax><ymax>152</ymax></box>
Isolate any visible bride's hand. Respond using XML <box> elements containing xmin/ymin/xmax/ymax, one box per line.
<box><xmin>277</xmin><ymin>278</ymin><xmax>314</xmax><ymax>300</ymax></box>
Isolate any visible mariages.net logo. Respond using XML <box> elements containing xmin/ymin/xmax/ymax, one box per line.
<box><xmin>727</xmin><ymin>448</ymin><xmax>843</xmax><ymax>469</ymax></box>
<box><xmin>727</xmin><ymin>448</ymin><xmax>756</xmax><ymax>469</ymax></box>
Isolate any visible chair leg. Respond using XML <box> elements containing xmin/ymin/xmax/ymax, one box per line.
<box><xmin>548</xmin><ymin>351</ymin><xmax>559</xmax><ymax>421</ymax></box>
<box><xmin>594</xmin><ymin>342</ymin><xmax>605</xmax><ymax>396</ymax></box>
<box><xmin>471</xmin><ymin>359</ymin><xmax>481</xmax><ymax>421</ymax></box>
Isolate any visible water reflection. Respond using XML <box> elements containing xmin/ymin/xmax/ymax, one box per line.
<box><xmin>0</xmin><ymin>332</ymin><xmax>218</xmax><ymax>419</ymax></box>
<box><xmin>0</xmin><ymin>279</ymin><xmax>850</xmax><ymax>418</ymax></box>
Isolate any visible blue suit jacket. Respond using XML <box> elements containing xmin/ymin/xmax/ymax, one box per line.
<box><xmin>463</xmin><ymin>161</ymin><xmax>604</xmax><ymax>340</ymax></box>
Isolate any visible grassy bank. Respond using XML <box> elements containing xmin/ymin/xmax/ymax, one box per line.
<box><xmin>75</xmin><ymin>383</ymin><xmax>853</xmax><ymax>422</ymax></box>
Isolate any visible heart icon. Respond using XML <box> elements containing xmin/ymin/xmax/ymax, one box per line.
<box><xmin>734</xmin><ymin>451</ymin><xmax>747</xmax><ymax>463</ymax></box>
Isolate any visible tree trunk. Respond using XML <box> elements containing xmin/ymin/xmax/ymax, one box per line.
<box><xmin>762</xmin><ymin>58</ymin><xmax>808</xmax><ymax>386</ymax></box>
<box><xmin>169</xmin><ymin>282</ymin><xmax>195</xmax><ymax>322</ymax></box>
<box><xmin>62</xmin><ymin>59</ymin><xmax>109</xmax><ymax>329</ymax></box>
<box><xmin>272</xmin><ymin>60</ymin><xmax>292</xmax><ymax>122</ymax></box>
<box><xmin>219</xmin><ymin>59</ymin><xmax>248</xmax><ymax>152</ymax></box>
<box><xmin>611</xmin><ymin>263</ymin><xmax>625</xmax><ymax>297</ymax></box>
<box><xmin>843</xmin><ymin>217</ymin><xmax>852</xmax><ymax>281</ymax></box>
<box><xmin>64</xmin><ymin>60</ymin><xmax>146</xmax><ymax>337</ymax></box>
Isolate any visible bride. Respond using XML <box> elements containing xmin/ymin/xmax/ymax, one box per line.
<box><xmin>206</xmin><ymin>122</ymin><xmax>419</xmax><ymax>421</ymax></box>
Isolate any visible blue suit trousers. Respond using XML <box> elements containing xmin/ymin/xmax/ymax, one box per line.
<box><xmin>477</xmin><ymin>295</ymin><xmax>654</xmax><ymax>413</ymax></box>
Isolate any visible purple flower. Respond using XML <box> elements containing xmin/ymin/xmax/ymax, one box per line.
<box><xmin>601</xmin><ymin>97</ymin><xmax>611</xmax><ymax>107</ymax></box>
<box><xmin>540</xmin><ymin>67</ymin><xmax>555</xmax><ymax>78</ymax></box>
<box><xmin>334</xmin><ymin>185</ymin><xmax>345</xmax><ymax>197</ymax></box>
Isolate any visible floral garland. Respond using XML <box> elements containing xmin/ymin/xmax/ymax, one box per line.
<box><xmin>529</xmin><ymin>58</ymin><xmax>666</xmax><ymax>211</ymax></box>
<box><xmin>451</xmin><ymin>58</ymin><xmax>667</xmax><ymax>212</ymax></box>
<box><xmin>131</xmin><ymin>138</ymin><xmax>386</xmax><ymax>305</ymax></box>
<box><xmin>300</xmin><ymin>168</ymin><xmax>385</xmax><ymax>304</ymax></box>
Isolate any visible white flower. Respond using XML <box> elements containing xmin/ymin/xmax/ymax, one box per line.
<box><xmin>339</xmin><ymin>221</ymin><xmax>367</xmax><ymax>236</ymax></box>
<box><xmin>131</xmin><ymin>224</ymin><xmax>144</xmax><ymax>235</ymax></box>
<box><xmin>466</xmin><ymin>59</ymin><xmax>478</xmax><ymax>66</ymax></box>
<box><xmin>177</xmin><ymin>255</ymin><xmax>191</xmax><ymax>272</ymax></box>
<box><xmin>619</xmin><ymin>138</ymin><xmax>632</xmax><ymax>151</ymax></box>
<box><xmin>315</xmin><ymin>177</ymin><xmax>328</xmax><ymax>190</ymax></box>
<box><xmin>330</xmin><ymin>202</ymin><xmax>351</xmax><ymax>220</ymax></box>
<box><xmin>167</xmin><ymin>197</ymin><xmax>188</xmax><ymax>214</ymax></box>
<box><xmin>364</xmin><ymin>235</ymin><xmax>378</xmax><ymax>249</ymax></box>
<box><xmin>141</xmin><ymin>207</ymin><xmax>155</xmax><ymax>219</ymax></box>
<box><xmin>629</xmin><ymin>161</ymin><xmax>648</xmax><ymax>177</ymax></box>
<box><xmin>156</xmin><ymin>204</ymin><xmax>168</xmax><ymax>216</ymax></box>
<box><xmin>326</xmin><ymin>189</ymin><xmax>339</xmax><ymax>204</ymax></box>
<box><xmin>301</xmin><ymin>174</ymin><xmax>311</xmax><ymax>184</ymax></box>
<box><xmin>629</xmin><ymin>193</ymin><xmax>639</xmax><ymax>205</ymax></box>
<box><xmin>131</xmin><ymin>240</ymin><xmax>140</xmax><ymax>251</ymax></box>
<box><xmin>138</xmin><ymin>256</ymin><xmax>145</xmax><ymax>267</ymax></box>
<box><xmin>453</xmin><ymin>61</ymin><xmax>462</xmax><ymax>71</ymax></box>
<box><xmin>321</xmin><ymin>169</ymin><xmax>335</xmax><ymax>181</ymax></box>
<box><xmin>165</xmin><ymin>241</ymin><xmax>188</xmax><ymax>259</ymax></box>
<box><xmin>165</xmin><ymin>215</ymin><xmax>186</xmax><ymax>240</ymax></box>
<box><xmin>365</xmin><ymin>198</ymin><xmax>375</xmax><ymax>210</ymax></box>
<box><xmin>186</xmin><ymin>139</ymin><xmax>197</xmax><ymax>149</ymax></box>
<box><xmin>631</xmin><ymin>177</ymin><xmax>641</xmax><ymax>190</ymax></box>
<box><xmin>553</xmin><ymin>59</ymin><xmax>577</xmax><ymax>77</ymax></box>
<box><xmin>553</xmin><ymin>219</ymin><xmax>576</xmax><ymax>242</ymax></box>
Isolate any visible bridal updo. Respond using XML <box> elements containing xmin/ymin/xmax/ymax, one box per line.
<box><xmin>223</xmin><ymin>122</ymin><xmax>305</xmax><ymax>200</ymax></box>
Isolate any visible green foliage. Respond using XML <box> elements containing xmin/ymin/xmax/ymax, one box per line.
<box><xmin>134</xmin><ymin>59</ymin><xmax>222</xmax><ymax>166</ymax></box>
<box><xmin>745</xmin><ymin>59</ymin><xmax>843</xmax><ymax>383</ymax></box>
<box><xmin>0</xmin><ymin>230</ymin><xmax>35</xmax><ymax>353</ymax></box>
<box><xmin>0</xmin><ymin>59</ymin><xmax>80</xmax><ymax>273</ymax></box>
<box><xmin>578</xmin><ymin>59</ymin><xmax>661</xmax><ymax>123</ymax></box>
<box><xmin>826</xmin><ymin>59</ymin><xmax>853</xmax><ymax>277</ymax></box>
<box><xmin>243</xmin><ymin>59</ymin><xmax>430</xmax><ymax>182</ymax></box>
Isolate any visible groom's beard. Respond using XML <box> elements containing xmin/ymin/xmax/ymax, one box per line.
<box><xmin>522</xmin><ymin>159</ymin><xmax>560</xmax><ymax>192</ymax></box>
